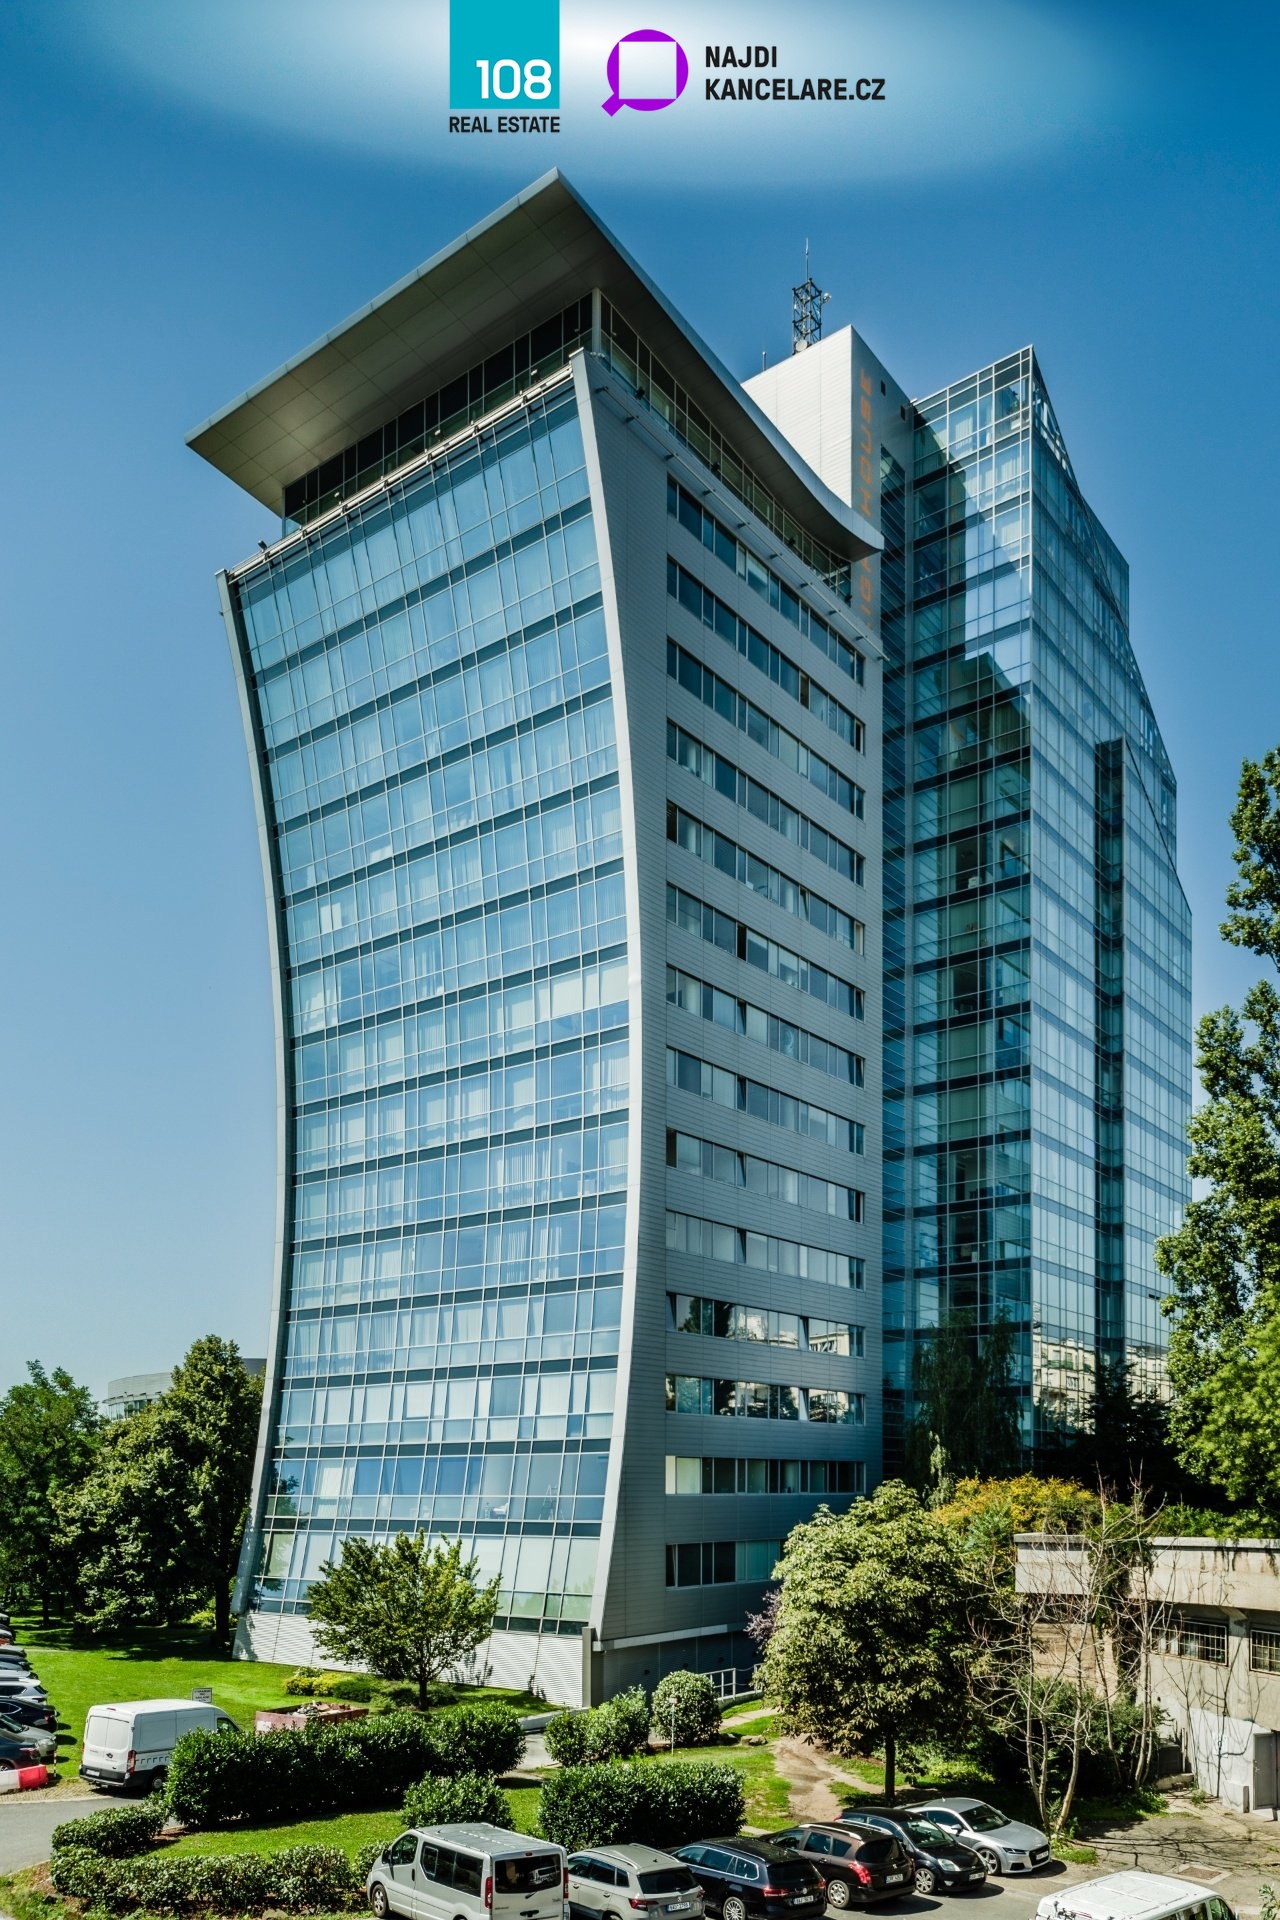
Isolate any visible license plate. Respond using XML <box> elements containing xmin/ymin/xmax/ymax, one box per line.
<box><xmin>666</xmin><ymin>1905</ymin><xmax>690</xmax><ymax>1912</ymax></box>
<box><xmin>885</xmin><ymin>1875</ymin><xmax>905</xmax><ymax>1885</ymax></box>
<box><xmin>967</xmin><ymin>1873</ymin><xmax>983</xmax><ymax>1882</ymax></box>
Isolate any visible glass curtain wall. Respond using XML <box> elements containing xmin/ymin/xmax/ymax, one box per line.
<box><xmin>884</xmin><ymin>348</ymin><xmax>1189</xmax><ymax>1459</ymax></box>
<box><xmin>227</xmin><ymin>379</ymin><xmax>629</xmax><ymax>1636</ymax></box>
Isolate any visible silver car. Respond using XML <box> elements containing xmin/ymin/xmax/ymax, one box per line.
<box><xmin>0</xmin><ymin>1712</ymin><xmax>55</xmax><ymax>1761</ymax></box>
<box><xmin>568</xmin><ymin>1846</ymin><xmax>705</xmax><ymax>1920</ymax></box>
<box><xmin>911</xmin><ymin>1799</ymin><xmax>1050</xmax><ymax>1875</ymax></box>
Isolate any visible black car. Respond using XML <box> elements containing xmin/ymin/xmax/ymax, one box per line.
<box><xmin>765</xmin><ymin>1826</ymin><xmax>913</xmax><ymax>1908</ymax></box>
<box><xmin>843</xmin><ymin>1811</ymin><xmax>987</xmax><ymax>1897</ymax></box>
<box><xmin>0</xmin><ymin>1698</ymin><xmax>57</xmax><ymax>1733</ymax></box>
<box><xmin>673</xmin><ymin>1840</ymin><xmax>826</xmax><ymax>1920</ymax></box>
<box><xmin>0</xmin><ymin>1733</ymin><xmax>40</xmax><ymax>1767</ymax></box>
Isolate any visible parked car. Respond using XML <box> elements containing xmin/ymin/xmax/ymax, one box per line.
<box><xmin>910</xmin><ymin>1800</ymin><xmax>1049</xmax><ymax>1876</ymax></box>
<box><xmin>569</xmin><ymin>1845</ymin><xmax>705</xmax><ymax>1920</ymax></box>
<box><xmin>0</xmin><ymin>1712</ymin><xmax>55</xmax><ymax>1762</ymax></box>
<box><xmin>1036</xmin><ymin>1872</ymin><xmax>1239</xmax><ymax>1920</ymax></box>
<box><xmin>843</xmin><ymin>1810</ymin><xmax>987</xmax><ymax>1896</ymax></box>
<box><xmin>0</xmin><ymin>1649</ymin><xmax>35</xmax><ymax>1669</ymax></box>
<box><xmin>672</xmin><ymin>1839</ymin><xmax>826</xmax><ymax>1920</ymax></box>
<box><xmin>0</xmin><ymin>1677</ymin><xmax>48</xmax><ymax>1708</ymax></box>
<box><xmin>765</xmin><ymin>1824</ymin><xmax>913</xmax><ymax>1908</ymax></box>
<box><xmin>0</xmin><ymin>1733</ymin><xmax>41</xmax><ymax>1768</ymax></box>
<box><xmin>0</xmin><ymin>1698</ymin><xmax>57</xmax><ymax>1735</ymax></box>
<box><xmin>81</xmin><ymin>1699</ymin><xmax>241</xmax><ymax>1792</ymax></box>
<box><xmin>367</xmin><ymin>1823</ymin><xmax>566</xmax><ymax>1920</ymax></box>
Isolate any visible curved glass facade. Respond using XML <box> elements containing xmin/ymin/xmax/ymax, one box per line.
<box><xmin>228</xmin><ymin>383</ymin><xmax>629</xmax><ymax>1636</ymax></box>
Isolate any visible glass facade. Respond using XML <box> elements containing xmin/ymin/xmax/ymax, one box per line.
<box><xmin>229</xmin><ymin>379</ymin><xmax>629</xmax><ymax>1635</ymax></box>
<box><xmin>882</xmin><ymin>348</ymin><xmax>1191</xmax><ymax>1456</ymax></box>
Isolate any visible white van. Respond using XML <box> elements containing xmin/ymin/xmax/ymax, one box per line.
<box><xmin>1037</xmin><ymin>1875</ymin><xmax>1237</xmax><ymax>1920</ymax></box>
<box><xmin>367</xmin><ymin>1824</ymin><xmax>567</xmax><ymax>1920</ymax></box>
<box><xmin>81</xmin><ymin>1698</ymin><xmax>241</xmax><ymax>1792</ymax></box>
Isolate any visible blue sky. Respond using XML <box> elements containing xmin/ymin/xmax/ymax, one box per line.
<box><xmin>1</xmin><ymin>1</ymin><xmax>1276</xmax><ymax>1395</ymax></box>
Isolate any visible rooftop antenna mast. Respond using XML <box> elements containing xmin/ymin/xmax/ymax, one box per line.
<box><xmin>792</xmin><ymin>240</ymin><xmax>830</xmax><ymax>353</ymax></box>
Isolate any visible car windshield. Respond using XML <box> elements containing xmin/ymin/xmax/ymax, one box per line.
<box><xmin>639</xmin><ymin>1870</ymin><xmax>698</xmax><ymax>1894</ymax></box>
<box><xmin>901</xmin><ymin>1821</ymin><xmax>951</xmax><ymax>1848</ymax></box>
<box><xmin>960</xmin><ymin>1805</ymin><xmax>1008</xmax><ymax>1833</ymax></box>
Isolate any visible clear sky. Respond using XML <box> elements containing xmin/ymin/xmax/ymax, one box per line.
<box><xmin>1</xmin><ymin>1</ymin><xmax>1276</xmax><ymax>1396</ymax></box>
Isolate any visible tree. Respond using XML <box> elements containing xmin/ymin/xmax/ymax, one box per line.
<box><xmin>0</xmin><ymin>1363</ymin><xmax>100</xmax><ymax>1622</ymax></box>
<box><xmin>56</xmin><ymin>1337</ymin><xmax>262</xmax><ymax>1641</ymax></box>
<box><xmin>757</xmin><ymin>1482</ymin><xmax>978</xmax><ymax>1799</ymax></box>
<box><xmin>1156</xmin><ymin>750</ymin><xmax>1280</xmax><ymax>1521</ymax></box>
<box><xmin>934</xmin><ymin>1474</ymin><xmax>1100</xmax><ymax>1583</ymax></box>
<box><xmin>307</xmin><ymin>1534</ymin><xmax>499</xmax><ymax>1709</ymax></box>
<box><xmin>967</xmin><ymin>1495</ymin><xmax>1162</xmax><ymax>1833</ymax></box>
<box><xmin>161</xmin><ymin>1338</ymin><xmax>263</xmax><ymax>1643</ymax></box>
<box><xmin>907</xmin><ymin>1313</ymin><xmax>1021</xmax><ymax>1487</ymax></box>
<box><xmin>55</xmin><ymin>1404</ymin><xmax>197</xmax><ymax>1631</ymax></box>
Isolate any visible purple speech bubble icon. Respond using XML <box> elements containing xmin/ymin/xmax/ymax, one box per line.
<box><xmin>602</xmin><ymin>28</ymin><xmax>689</xmax><ymax>116</ymax></box>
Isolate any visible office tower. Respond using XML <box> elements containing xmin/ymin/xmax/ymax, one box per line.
<box><xmin>749</xmin><ymin>334</ymin><xmax>1190</xmax><ymax>1462</ymax></box>
<box><xmin>189</xmin><ymin>174</ymin><xmax>882</xmax><ymax>1704</ymax></box>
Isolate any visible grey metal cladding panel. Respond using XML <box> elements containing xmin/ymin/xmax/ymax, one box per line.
<box><xmin>584</xmin><ymin>383</ymin><xmax>686</xmax><ymax>1647</ymax></box>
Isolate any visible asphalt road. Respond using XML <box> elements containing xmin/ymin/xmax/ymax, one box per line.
<box><xmin>0</xmin><ymin>1796</ymin><xmax>98</xmax><ymax>1876</ymax></box>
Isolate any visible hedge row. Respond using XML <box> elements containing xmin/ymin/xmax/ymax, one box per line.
<box><xmin>537</xmin><ymin>1759</ymin><xmax>745</xmax><ymax>1853</ymax></box>
<box><xmin>51</xmin><ymin>1799</ymin><xmax>167</xmax><ymax>1858</ymax></box>
<box><xmin>165</xmin><ymin>1705</ymin><xmax>524</xmax><ymax>1827</ymax></box>
<box><xmin>50</xmin><ymin>1842</ymin><xmax>363</xmax><ymax>1914</ymax></box>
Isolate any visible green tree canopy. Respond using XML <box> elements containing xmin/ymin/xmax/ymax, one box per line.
<box><xmin>56</xmin><ymin>1336</ymin><xmax>262</xmax><ymax>1640</ymax></box>
<box><xmin>1157</xmin><ymin>749</ymin><xmax>1280</xmax><ymax>1521</ymax></box>
<box><xmin>307</xmin><ymin>1534</ymin><xmax>500</xmax><ymax>1709</ymax></box>
<box><xmin>757</xmin><ymin>1481</ymin><xmax>980</xmax><ymax>1798</ymax></box>
<box><xmin>908</xmin><ymin>1312</ymin><xmax>1021</xmax><ymax>1488</ymax></box>
<box><xmin>0</xmin><ymin>1362</ymin><xmax>100</xmax><ymax>1620</ymax></box>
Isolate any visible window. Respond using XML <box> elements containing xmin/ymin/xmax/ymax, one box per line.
<box><xmin>664</xmin><ymin>1541</ymin><xmax>782</xmax><ymax>1588</ymax></box>
<box><xmin>665</xmin><ymin>1455</ymin><xmax>865</xmax><ymax>1497</ymax></box>
<box><xmin>386</xmin><ymin>1837</ymin><xmax>416</xmax><ymax>1867</ymax></box>
<box><xmin>668</xmin><ymin>1293</ymin><xmax>861</xmax><ymax>1355</ymax></box>
<box><xmin>1251</xmin><ymin>1628</ymin><xmax>1280</xmax><ymax>1673</ymax></box>
<box><xmin>668</xmin><ymin>805</ymin><xmax>864</xmax><ymax>948</ymax></box>
<box><xmin>1156</xmin><ymin>1615</ymin><xmax>1227</xmax><ymax>1663</ymax></box>
<box><xmin>667</xmin><ymin>722</ymin><xmax>865</xmax><ymax>882</ymax></box>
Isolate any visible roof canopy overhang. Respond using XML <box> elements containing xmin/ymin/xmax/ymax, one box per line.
<box><xmin>187</xmin><ymin>170</ymin><xmax>879</xmax><ymax>564</ymax></box>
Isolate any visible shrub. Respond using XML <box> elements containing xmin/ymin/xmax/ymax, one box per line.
<box><xmin>584</xmin><ymin>1686</ymin><xmax>650</xmax><ymax>1762</ymax></box>
<box><xmin>51</xmin><ymin>1798</ymin><xmax>166</xmax><ymax>1858</ymax></box>
<box><xmin>650</xmin><ymin>1673</ymin><xmax>721</xmax><ymax>1748</ymax></box>
<box><xmin>538</xmin><ymin>1759</ymin><xmax>744</xmax><ymax>1853</ymax></box>
<box><xmin>165</xmin><ymin>1712</ymin><xmax>437</xmax><ymax>1827</ymax></box>
<box><xmin>285</xmin><ymin>1668</ymin><xmax>378</xmax><ymax>1703</ymax></box>
<box><xmin>543</xmin><ymin>1710</ymin><xmax>590</xmax><ymax>1766</ymax></box>
<box><xmin>354</xmin><ymin>1840</ymin><xmax>391</xmax><ymax>1884</ymax></box>
<box><xmin>50</xmin><ymin>1842</ymin><xmax>356</xmax><ymax>1913</ymax></box>
<box><xmin>546</xmin><ymin>1688</ymin><xmax>649</xmax><ymax>1768</ymax></box>
<box><xmin>403</xmin><ymin>1772</ymin><xmax>513</xmax><ymax>1828</ymax></box>
<box><xmin>425</xmin><ymin>1702</ymin><xmax>526</xmax><ymax>1777</ymax></box>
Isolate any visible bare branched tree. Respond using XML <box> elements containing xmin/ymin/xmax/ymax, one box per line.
<box><xmin>967</xmin><ymin>1492</ymin><xmax>1162</xmax><ymax>1834</ymax></box>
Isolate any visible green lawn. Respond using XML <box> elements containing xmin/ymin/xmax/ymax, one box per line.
<box><xmin>12</xmin><ymin>1619</ymin><xmax>549</xmax><ymax>1779</ymax></box>
<box><xmin>160</xmin><ymin>1788</ymin><xmax>545</xmax><ymax>1858</ymax></box>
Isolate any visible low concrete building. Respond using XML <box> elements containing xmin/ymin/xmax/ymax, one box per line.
<box><xmin>103</xmin><ymin>1360</ymin><xmax>266</xmax><ymax>1421</ymax></box>
<box><xmin>1016</xmin><ymin>1532</ymin><xmax>1280</xmax><ymax>1815</ymax></box>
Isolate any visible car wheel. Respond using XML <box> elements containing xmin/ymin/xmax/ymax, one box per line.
<box><xmin>369</xmin><ymin>1884</ymin><xmax>391</xmax><ymax>1918</ymax></box>
<box><xmin>827</xmin><ymin>1879</ymin><xmax>852</xmax><ymax>1908</ymax></box>
<box><xmin>723</xmin><ymin>1898</ymin><xmax>748</xmax><ymax>1920</ymax></box>
<box><xmin>149</xmin><ymin>1768</ymin><xmax>168</xmax><ymax>1794</ymax></box>
<box><xmin>913</xmin><ymin>1869</ymin><xmax>936</xmax><ymax>1897</ymax></box>
<box><xmin>976</xmin><ymin>1851</ymin><xmax>1000</xmax><ymax>1876</ymax></box>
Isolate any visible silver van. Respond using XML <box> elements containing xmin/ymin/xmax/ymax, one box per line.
<box><xmin>367</xmin><ymin>1824</ymin><xmax>567</xmax><ymax>1920</ymax></box>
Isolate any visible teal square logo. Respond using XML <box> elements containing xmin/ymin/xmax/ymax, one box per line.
<box><xmin>450</xmin><ymin>0</ymin><xmax>559</xmax><ymax>110</ymax></box>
